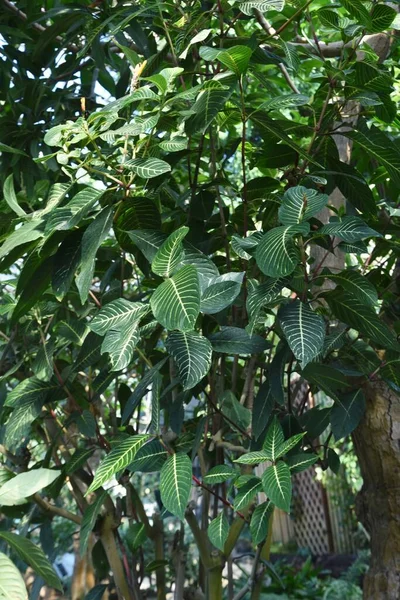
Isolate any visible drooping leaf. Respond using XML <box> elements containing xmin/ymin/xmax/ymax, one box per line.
<box><xmin>166</xmin><ymin>330</ymin><xmax>212</xmax><ymax>390</ymax></box>
<box><xmin>160</xmin><ymin>453</ymin><xmax>192</xmax><ymax>520</ymax></box>
<box><xmin>121</xmin><ymin>358</ymin><xmax>169</xmax><ymax>424</ymax></box>
<box><xmin>209</xmin><ymin>327</ymin><xmax>270</xmax><ymax>354</ymax></box>
<box><xmin>261</xmin><ymin>461</ymin><xmax>292</xmax><ymax>513</ymax></box>
<box><xmin>250</xmin><ymin>501</ymin><xmax>274</xmax><ymax>545</ymax></box>
<box><xmin>200</xmin><ymin>280</ymin><xmax>242</xmax><ymax>314</ymax></box>
<box><xmin>126</xmin><ymin>523</ymin><xmax>147</xmax><ymax>552</ymax></box>
<box><xmin>252</xmin><ymin>380</ymin><xmax>275</xmax><ymax>440</ymax></box>
<box><xmin>330</xmin><ymin>389</ymin><xmax>366</xmax><ymax>440</ymax></box>
<box><xmin>279</xmin><ymin>301</ymin><xmax>325</xmax><ymax>367</ymax></box>
<box><xmin>301</xmin><ymin>363</ymin><xmax>348</xmax><ymax>402</ymax></box>
<box><xmin>0</xmin><ymin>532</ymin><xmax>62</xmax><ymax>590</ymax></box>
<box><xmin>86</xmin><ymin>435</ymin><xmax>148</xmax><ymax>494</ymax></box>
<box><xmin>150</xmin><ymin>265</ymin><xmax>200</xmax><ymax>332</ymax></box>
<box><xmin>256</xmin><ymin>224</ymin><xmax>309</xmax><ymax>277</ymax></box>
<box><xmin>3</xmin><ymin>174</ymin><xmax>26</xmax><ymax>217</ymax></box>
<box><xmin>208</xmin><ymin>512</ymin><xmax>229</xmax><ymax>552</ymax></box>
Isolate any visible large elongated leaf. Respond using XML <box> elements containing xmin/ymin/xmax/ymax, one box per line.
<box><xmin>234</xmin><ymin>451</ymin><xmax>270</xmax><ymax>465</ymax></box>
<box><xmin>262</xmin><ymin>416</ymin><xmax>284</xmax><ymax>461</ymax></box>
<box><xmin>86</xmin><ymin>435</ymin><xmax>148</xmax><ymax>494</ymax></box>
<box><xmin>114</xmin><ymin>197</ymin><xmax>161</xmax><ymax>252</ymax></box>
<box><xmin>101</xmin><ymin>322</ymin><xmax>140</xmax><ymax>371</ymax></box>
<box><xmin>121</xmin><ymin>358</ymin><xmax>169</xmax><ymax>424</ymax></box>
<box><xmin>125</xmin><ymin>157</ymin><xmax>171</xmax><ymax>179</ymax></box>
<box><xmin>80</xmin><ymin>491</ymin><xmax>108</xmax><ymax>555</ymax></box>
<box><xmin>209</xmin><ymin>327</ymin><xmax>270</xmax><ymax>354</ymax></box>
<box><xmin>322</xmin><ymin>270</ymin><xmax>378</xmax><ymax>307</ymax></box>
<box><xmin>302</xmin><ymin>363</ymin><xmax>348</xmax><ymax>402</ymax></box>
<box><xmin>279</xmin><ymin>186</ymin><xmax>328</xmax><ymax>225</ymax></box>
<box><xmin>166</xmin><ymin>331</ymin><xmax>212</xmax><ymax>390</ymax></box>
<box><xmin>208</xmin><ymin>512</ymin><xmax>229</xmax><ymax>552</ymax></box>
<box><xmin>150</xmin><ymin>265</ymin><xmax>200</xmax><ymax>332</ymax></box>
<box><xmin>327</xmin><ymin>291</ymin><xmax>398</xmax><ymax>350</ymax></box>
<box><xmin>160</xmin><ymin>453</ymin><xmax>192</xmax><ymax>520</ymax></box>
<box><xmin>0</xmin><ymin>532</ymin><xmax>62</xmax><ymax>590</ymax></box>
<box><xmin>3</xmin><ymin>174</ymin><xmax>26</xmax><ymax>216</ymax></box>
<box><xmin>330</xmin><ymin>389</ymin><xmax>366</xmax><ymax>440</ymax></box>
<box><xmin>0</xmin><ymin>219</ymin><xmax>43</xmax><ymax>260</ymax></box>
<box><xmin>4</xmin><ymin>399</ymin><xmax>43</xmax><ymax>450</ymax></box>
<box><xmin>286</xmin><ymin>452</ymin><xmax>318</xmax><ymax>473</ymax></box>
<box><xmin>0</xmin><ymin>468</ymin><xmax>60</xmax><ymax>506</ymax></box>
<box><xmin>250</xmin><ymin>501</ymin><xmax>274</xmax><ymax>545</ymax></box>
<box><xmin>76</xmin><ymin>207</ymin><xmax>113</xmax><ymax>304</ymax></box>
<box><xmin>201</xmin><ymin>280</ymin><xmax>241</xmax><ymax>314</ymax></box>
<box><xmin>5</xmin><ymin>377</ymin><xmax>59</xmax><ymax>408</ymax></box>
<box><xmin>0</xmin><ymin>552</ymin><xmax>28</xmax><ymax>600</ymax></box>
<box><xmin>90</xmin><ymin>299</ymin><xmax>149</xmax><ymax>335</ymax></box>
<box><xmin>279</xmin><ymin>301</ymin><xmax>325</xmax><ymax>367</ymax></box>
<box><xmin>261</xmin><ymin>461</ymin><xmax>292</xmax><ymax>512</ymax></box>
<box><xmin>45</xmin><ymin>187</ymin><xmax>104</xmax><ymax>233</ymax></box>
<box><xmin>318</xmin><ymin>216</ymin><xmax>380</xmax><ymax>242</ymax></box>
<box><xmin>129</xmin><ymin>230</ymin><xmax>167</xmax><ymax>263</ymax></box>
<box><xmin>252</xmin><ymin>380</ymin><xmax>274</xmax><ymax>440</ymax></box>
<box><xmin>256</xmin><ymin>224</ymin><xmax>309</xmax><ymax>277</ymax></box>
<box><xmin>152</xmin><ymin>226</ymin><xmax>188</xmax><ymax>277</ymax></box>
<box><xmin>128</xmin><ymin>439</ymin><xmax>168</xmax><ymax>473</ymax></box>
<box><xmin>185</xmin><ymin>87</ymin><xmax>233</xmax><ymax>135</ymax></box>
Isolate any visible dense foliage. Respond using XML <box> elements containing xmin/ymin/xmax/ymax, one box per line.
<box><xmin>0</xmin><ymin>0</ymin><xmax>399</xmax><ymax>598</ymax></box>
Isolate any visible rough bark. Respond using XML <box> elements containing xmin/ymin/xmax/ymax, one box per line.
<box><xmin>352</xmin><ymin>382</ymin><xmax>400</xmax><ymax>599</ymax></box>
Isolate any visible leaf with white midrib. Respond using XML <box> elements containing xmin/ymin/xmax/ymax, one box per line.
<box><xmin>0</xmin><ymin>552</ymin><xmax>28</xmax><ymax>600</ymax></box>
<box><xmin>234</xmin><ymin>451</ymin><xmax>270</xmax><ymax>465</ymax></box>
<box><xmin>203</xmin><ymin>465</ymin><xmax>237</xmax><ymax>484</ymax></box>
<box><xmin>160</xmin><ymin>453</ymin><xmax>192</xmax><ymax>520</ymax></box>
<box><xmin>275</xmin><ymin>433</ymin><xmax>305</xmax><ymax>460</ymax></box>
<box><xmin>279</xmin><ymin>300</ymin><xmax>325</xmax><ymax>367</ymax></box>
<box><xmin>261</xmin><ymin>461</ymin><xmax>292</xmax><ymax>513</ymax></box>
<box><xmin>279</xmin><ymin>186</ymin><xmax>328</xmax><ymax>225</ymax></box>
<box><xmin>330</xmin><ymin>389</ymin><xmax>366</xmax><ymax>440</ymax></box>
<box><xmin>255</xmin><ymin>224</ymin><xmax>309</xmax><ymax>278</ymax></box>
<box><xmin>152</xmin><ymin>226</ymin><xmax>188</xmax><ymax>277</ymax></box>
<box><xmin>0</xmin><ymin>468</ymin><xmax>60</xmax><ymax>506</ymax></box>
<box><xmin>150</xmin><ymin>265</ymin><xmax>200</xmax><ymax>332</ymax></box>
<box><xmin>233</xmin><ymin>477</ymin><xmax>262</xmax><ymax>511</ymax></box>
<box><xmin>128</xmin><ymin>439</ymin><xmax>168</xmax><ymax>473</ymax></box>
<box><xmin>166</xmin><ymin>330</ymin><xmax>212</xmax><ymax>390</ymax></box>
<box><xmin>125</xmin><ymin>157</ymin><xmax>171</xmax><ymax>179</ymax></box>
<box><xmin>90</xmin><ymin>299</ymin><xmax>149</xmax><ymax>335</ymax></box>
<box><xmin>200</xmin><ymin>280</ymin><xmax>241</xmax><ymax>314</ymax></box>
<box><xmin>0</xmin><ymin>532</ymin><xmax>62</xmax><ymax>590</ymax></box>
<box><xmin>101</xmin><ymin>321</ymin><xmax>140</xmax><ymax>372</ymax></box>
<box><xmin>208</xmin><ymin>512</ymin><xmax>229</xmax><ymax>552</ymax></box>
<box><xmin>86</xmin><ymin>435</ymin><xmax>148</xmax><ymax>494</ymax></box>
<box><xmin>286</xmin><ymin>453</ymin><xmax>318</xmax><ymax>473</ymax></box>
<box><xmin>262</xmin><ymin>416</ymin><xmax>284</xmax><ymax>461</ymax></box>
<box><xmin>318</xmin><ymin>216</ymin><xmax>380</xmax><ymax>242</ymax></box>
<box><xmin>250</xmin><ymin>501</ymin><xmax>274</xmax><ymax>545</ymax></box>
<box><xmin>239</xmin><ymin>0</ymin><xmax>285</xmax><ymax>17</ymax></box>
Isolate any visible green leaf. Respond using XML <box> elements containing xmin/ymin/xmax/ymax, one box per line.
<box><xmin>234</xmin><ymin>451</ymin><xmax>270</xmax><ymax>465</ymax></box>
<box><xmin>76</xmin><ymin>207</ymin><xmax>113</xmax><ymax>305</ymax></box>
<box><xmin>201</xmin><ymin>280</ymin><xmax>241</xmax><ymax>314</ymax></box>
<box><xmin>129</xmin><ymin>230</ymin><xmax>166</xmax><ymax>263</ymax></box>
<box><xmin>200</xmin><ymin>45</ymin><xmax>253</xmax><ymax>76</ymax></box>
<box><xmin>65</xmin><ymin>448</ymin><xmax>95</xmax><ymax>475</ymax></box>
<box><xmin>238</xmin><ymin>0</ymin><xmax>285</xmax><ymax>16</ymax></box>
<box><xmin>5</xmin><ymin>377</ymin><xmax>58</xmax><ymax>408</ymax></box>
<box><xmin>114</xmin><ymin>197</ymin><xmax>161</xmax><ymax>252</ymax></box>
<box><xmin>380</xmin><ymin>360</ymin><xmax>400</xmax><ymax>387</ymax></box>
<box><xmin>73</xmin><ymin>332</ymin><xmax>103</xmax><ymax>373</ymax></box>
<box><xmin>84</xmin><ymin>584</ymin><xmax>107</xmax><ymax>600</ymax></box>
<box><xmin>121</xmin><ymin>358</ymin><xmax>169</xmax><ymax>424</ymax></box>
<box><xmin>275</xmin><ymin>433</ymin><xmax>305</xmax><ymax>460</ymax></box>
<box><xmin>160</xmin><ymin>453</ymin><xmax>192</xmax><ymax>520</ymax></box>
<box><xmin>80</xmin><ymin>491</ymin><xmax>108</xmax><ymax>555</ymax></box>
<box><xmin>318</xmin><ymin>216</ymin><xmax>380</xmax><ymax>242</ymax></box>
<box><xmin>0</xmin><ymin>219</ymin><xmax>43</xmax><ymax>260</ymax></box>
<box><xmin>203</xmin><ymin>465</ymin><xmax>237</xmax><ymax>484</ymax></box>
<box><xmin>0</xmin><ymin>468</ymin><xmax>60</xmax><ymax>506</ymax></box>
<box><xmin>250</xmin><ymin>501</ymin><xmax>274</xmax><ymax>545</ymax></box>
<box><xmin>52</xmin><ymin>230</ymin><xmax>83</xmax><ymax>299</ymax></box>
<box><xmin>322</xmin><ymin>270</ymin><xmax>378</xmax><ymax>307</ymax></box>
<box><xmin>125</xmin><ymin>157</ymin><xmax>171</xmax><ymax>179</ymax></box>
<box><xmin>255</xmin><ymin>224</ymin><xmax>309</xmax><ymax>278</ymax></box>
<box><xmin>261</xmin><ymin>461</ymin><xmax>292</xmax><ymax>513</ymax></box>
<box><xmin>0</xmin><ymin>532</ymin><xmax>62</xmax><ymax>590</ymax></box>
<box><xmin>286</xmin><ymin>453</ymin><xmax>318</xmax><ymax>473</ymax></box>
<box><xmin>128</xmin><ymin>439</ymin><xmax>168</xmax><ymax>473</ymax></box>
<box><xmin>300</xmin><ymin>406</ymin><xmax>331</xmax><ymax>439</ymax></box>
<box><xmin>0</xmin><ymin>552</ymin><xmax>28</xmax><ymax>600</ymax></box>
<box><xmin>3</xmin><ymin>175</ymin><xmax>26</xmax><ymax>217</ymax></box>
<box><xmin>279</xmin><ymin>186</ymin><xmax>328</xmax><ymax>225</ymax></box>
<box><xmin>220</xmin><ymin>390</ymin><xmax>251</xmax><ymax>430</ymax></box>
<box><xmin>327</xmin><ymin>291</ymin><xmax>398</xmax><ymax>350</ymax></box>
<box><xmin>45</xmin><ymin>187</ymin><xmax>104</xmax><ymax>233</ymax></box>
<box><xmin>318</xmin><ymin>158</ymin><xmax>376</xmax><ymax>215</ymax></box>
<box><xmin>252</xmin><ymin>380</ymin><xmax>274</xmax><ymax>441</ymax></box>
<box><xmin>126</xmin><ymin>523</ymin><xmax>147</xmax><ymax>552</ymax></box>
<box><xmin>209</xmin><ymin>327</ymin><xmax>270</xmax><ymax>355</ymax></box>
<box><xmin>369</xmin><ymin>3</ymin><xmax>396</xmax><ymax>33</ymax></box>
<box><xmin>301</xmin><ymin>363</ymin><xmax>348</xmax><ymax>402</ymax></box>
<box><xmin>279</xmin><ymin>301</ymin><xmax>325</xmax><ymax>367</ymax></box>
<box><xmin>0</xmin><ymin>142</ymin><xmax>28</xmax><ymax>156</ymax></box>
<box><xmin>150</xmin><ymin>265</ymin><xmax>200</xmax><ymax>332</ymax></box>
<box><xmin>159</xmin><ymin>137</ymin><xmax>188</xmax><ymax>152</ymax></box>
<box><xmin>152</xmin><ymin>226</ymin><xmax>189</xmax><ymax>277</ymax></box>
<box><xmin>208</xmin><ymin>512</ymin><xmax>229</xmax><ymax>552</ymax></box>
<box><xmin>4</xmin><ymin>400</ymin><xmax>43</xmax><ymax>450</ymax></box>
<box><xmin>233</xmin><ymin>477</ymin><xmax>262</xmax><ymax>511</ymax></box>
<box><xmin>166</xmin><ymin>330</ymin><xmax>212</xmax><ymax>390</ymax></box>
<box><xmin>262</xmin><ymin>416</ymin><xmax>284</xmax><ymax>461</ymax></box>
<box><xmin>90</xmin><ymin>299</ymin><xmax>149</xmax><ymax>336</ymax></box>
<box><xmin>86</xmin><ymin>435</ymin><xmax>148</xmax><ymax>494</ymax></box>
<box><xmin>185</xmin><ymin>87</ymin><xmax>233</xmax><ymax>135</ymax></box>
<box><xmin>331</xmin><ymin>389</ymin><xmax>366</xmax><ymax>440</ymax></box>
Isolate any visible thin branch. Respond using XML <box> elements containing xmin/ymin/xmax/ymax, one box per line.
<box><xmin>33</xmin><ymin>493</ymin><xmax>82</xmax><ymax>525</ymax></box>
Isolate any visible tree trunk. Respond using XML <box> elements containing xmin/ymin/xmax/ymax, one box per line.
<box><xmin>352</xmin><ymin>382</ymin><xmax>400</xmax><ymax>599</ymax></box>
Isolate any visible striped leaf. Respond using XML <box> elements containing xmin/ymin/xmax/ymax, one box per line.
<box><xmin>208</xmin><ymin>512</ymin><xmax>229</xmax><ymax>552</ymax></box>
<box><xmin>318</xmin><ymin>216</ymin><xmax>380</xmax><ymax>242</ymax></box>
<box><xmin>200</xmin><ymin>45</ymin><xmax>252</xmax><ymax>76</ymax></box>
<box><xmin>261</xmin><ymin>461</ymin><xmax>292</xmax><ymax>513</ymax></box>
<box><xmin>0</xmin><ymin>552</ymin><xmax>28</xmax><ymax>600</ymax></box>
<box><xmin>101</xmin><ymin>321</ymin><xmax>140</xmax><ymax>371</ymax></box>
<box><xmin>209</xmin><ymin>327</ymin><xmax>270</xmax><ymax>355</ymax></box>
<box><xmin>250</xmin><ymin>501</ymin><xmax>274</xmax><ymax>545</ymax></box>
<box><xmin>275</xmin><ymin>433</ymin><xmax>305</xmax><ymax>460</ymax></box>
<box><xmin>65</xmin><ymin>448</ymin><xmax>95</xmax><ymax>475</ymax></box>
<box><xmin>279</xmin><ymin>186</ymin><xmax>328</xmax><ymax>225</ymax></box>
<box><xmin>262</xmin><ymin>416</ymin><xmax>284</xmax><ymax>461</ymax></box>
<box><xmin>279</xmin><ymin>300</ymin><xmax>325</xmax><ymax>367</ymax></box>
<box><xmin>327</xmin><ymin>291</ymin><xmax>398</xmax><ymax>350</ymax></box>
<box><xmin>150</xmin><ymin>265</ymin><xmax>200</xmax><ymax>332</ymax></box>
<box><xmin>80</xmin><ymin>491</ymin><xmax>108</xmax><ymax>555</ymax></box>
<box><xmin>160</xmin><ymin>453</ymin><xmax>192</xmax><ymax>520</ymax></box>
<box><xmin>380</xmin><ymin>360</ymin><xmax>400</xmax><ymax>387</ymax></box>
<box><xmin>286</xmin><ymin>452</ymin><xmax>318</xmax><ymax>474</ymax></box>
<box><xmin>114</xmin><ymin>197</ymin><xmax>161</xmax><ymax>253</ymax></box>
<box><xmin>234</xmin><ymin>451</ymin><xmax>270</xmax><ymax>465</ymax></box>
<box><xmin>331</xmin><ymin>389</ymin><xmax>366</xmax><ymax>440</ymax></box>
<box><xmin>255</xmin><ymin>224</ymin><xmax>309</xmax><ymax>277</ymax></box>
<box><xmin>152</xmin><ymin>226</ymin><xmax>189</xmax><ymax>277</ymax></box>
<box><xmin>90</xmin><ymin>300</ymin><xmax>149</xmax><ymax>336</ymax></box>
<box><xmin>125</xmin><ymin>157</ymin><xmax>171</xmax><ymax>179</ymax></box>
<box><xmin>322</xmin><ymin>270</ymin><xmax>378</xmax><ymax>307</ymax></box>
<box><xmin>166</xmin><ymin>331</ymin><xmax>212</xmax><ymax>390</ymax></box>
<box><xmin>233</xmin><ymin>477</ymin><xmax>262</xmax><ymax>511</ymax></box>
<box><xmin>129</xmin><ymin>230</ymin><xmax>167</xmax><ymax>263</ymax></box>
<box><xmin>128</xmin><ymin>439</ymin><xmax>168</xmax><ymax>473</ymax></box>
<box><xmin>5</xmin><ymin>377</ymin><xmax>58</xmax><ymax>408</ymax></box>
<box><xmin>185</xmin><ymin>87</ymin><xmax>232</xmax><ymax>135</ymax></box>
<box><xmin>246</xmin><ymin>278</ymin><xmax>284</xmax><ymax>320</ymax></box>
<box><xmin>201</xmin><ymin>280</ymin><xmax>241</xmax><ymax>314</ymax></box>
<box><xmin>4</xmin><ymin>400</ymin><xmax>43</xmax><ymax>450</ymax></box>
<box><xmin>239</xmin><ymin>0</ymin><xmax>285</xmax><ymax>16</ymax></box>
<box><xmin>86</xmin><ymin>435</ymin><xmax>148</xmax><ymax>494</ymax></box>
<box><xmin>301</xmin><ymin>363</ymin><xmax>348</xmax><ymax>402</ymax></box>
<box><xmin>203</xmin><ymin>465</ymin><xmax>237</xmax><ymax>484</ymax></box>
<box><xmin>159</xmin><ymin>138</ymin><xmax>188</xmax><ymax>152</ymax></box>
<box><xmin>44</xmin><ymin>187</ymin><xmax>104</xmax><ymax>233</ymax></box>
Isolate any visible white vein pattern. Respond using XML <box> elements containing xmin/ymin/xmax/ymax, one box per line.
<box><xmin>151</xmin><ymin>265</ymin><xmax>200</xmax><ymax>332</ymax></box>
<box><xmin>239</xmin><ymin>0</ymin><xmax>284</xmax><ymax>16</ymax></box>
<box><xmin>208</xmin><ymin>512</ymin><xmax>229</xmax><ymax>551</ymax></box>
<box><xmin>287</xmin><ymin>453</ymin><xmax>318</xmax><ymax>473</ymax></box>
<box><xmin>319</xmin><ymin>216</ymin><xmax>380</xmax><ymax>242</ymax></box>
<box><xmin>91</xmin><ymin>299</ymin><xmax>149</xmax><ymax>335</ymax></box>
<box><xmin>160</xmin><ymin>453</ymin><xmax>192</xmax><ymax>519</ymax></box>
<box><xmin>279</xmin><ymin>185</ymin><xmax>328</xmax><ymax>225</ymax></box>
<box><xmin>87</xmin><ymin>435</ymin><xmax>148</xmax><ymax>494</ymax></box>
<box><xmin>279</xmin><ymin>300</ymin><xmax>325</xmax><ymax>367</ymax></box>
<box><xmin>263</xmin><ymin>417</ymin><xmax>284</xmax><ymax>461</ymax></box>
<box><xmin>101</xmin><ymin>321</ymin><xmax>140</xmax><ymax>371</ymax></box>
<box><xmin>166</xmin><ymin>330</ymin><xmax>212</xmax><ymax>390</ymax></box>
<box><xmin>250</xmin><ymin>501</ymin><xmax>273</xmax><ymax>544</ymax></box>
<box><xmin>256</xmin><ymin>224</ymin><xmax>308</xmax><ymax>277</ymax></box>
<box><xmin>200</xmin><ymin>280</ymin><xmax>241</xmax><ymax>314</ymax></box>
<box><xmin>0</xmin><ymin>552</ymin><xmax>28</xmax><ymax>599</ymax></box>
<box><xmin>234</xmin><ymin>478</ymin><xmax>262</xmax><ymax>511</ymax></box>
<box><xmin>152</xmin><ymin>226</ymin><xmax>188</xmax><ymax>277</ymax></box>
<box><xmin>262</xmin><ymin>462</ymin><xmax>292</xmax><ymax>513</ymax></box>
<box><xmin>125</xmin><ymin>157</ymin><xmax>171</xmax><ymax>179</ymax></box>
